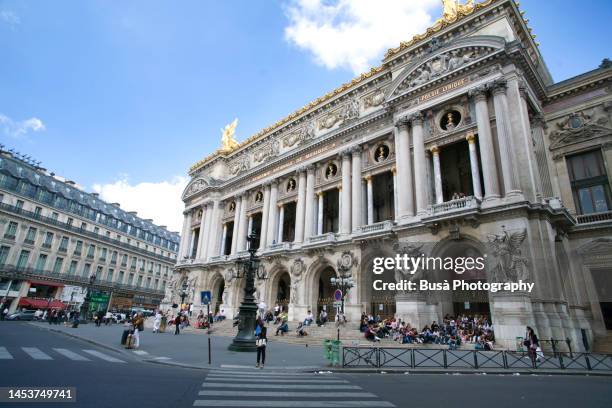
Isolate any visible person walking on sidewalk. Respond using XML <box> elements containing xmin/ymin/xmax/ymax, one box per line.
<box><xmin>256</xmin><ymin>326</ymin><xmax>267</xmax><ymax>369</ymax></box>
<box><xmin>174</xmin><ymin>313</ymin><xmax>181</xmax><ymax>335</ymax></box>
<box><xmin>132</xmin><ymin>313</ymin><xmax>144</xmax><ymax>348</ymax></box>
<box><xmin>153</xmin><ymin>310</ymin><xmax>162</xmax><ymax>333</ymax></box>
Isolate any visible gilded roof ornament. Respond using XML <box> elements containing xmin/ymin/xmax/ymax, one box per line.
<box><xmin>220</xmin><ymin>118</ymin><xmax>240</xmax><ymax>153</ymax></box>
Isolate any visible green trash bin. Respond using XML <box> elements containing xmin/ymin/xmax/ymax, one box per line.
<box><xmin>331</xmin><ymin>340</ymin><xmax>342</xmax><ymax>367</ymax></box>
<box><xmin>323</xmin><ymin>340</ymin><xmax>333</xmax><ymax>362</ymax></box>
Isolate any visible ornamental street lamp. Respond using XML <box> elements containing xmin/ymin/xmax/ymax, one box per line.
<box><xmin>228</xmin><ymin>233</ymin><xmax>264</xmax><ymax>352</ymax></box>
<box><xmin>179</xmin><ymin>280</ymin><xmax>189</xmax><ymax>311</ymax></box>
<box><xmin>80</xmin><ymin>274</ymin><xmax>97</xmax><ymax>322</ymax></box>
<box><xmin>330</xmin><ymin>265</ymin><xmax>355</xmax><ymax>316</ymax></box>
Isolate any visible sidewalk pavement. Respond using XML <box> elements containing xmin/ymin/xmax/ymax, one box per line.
<box><xmin>29</xmin><ymin>322</ymin><xmax>328</xmax><ymax>370</ymax></box>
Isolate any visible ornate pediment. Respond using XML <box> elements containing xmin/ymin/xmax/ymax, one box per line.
<box><xmin>549</xmin><ymin>108</ymin><xmax>612</xmax><ymax>149</ymax></box>
<box><xmin>183</xmin><ymin>175</ymin><xmax>217</xmax><ymax>198</ymax></box>
<box><xmin>318</xmin><ymin>97</ymin><xmax>361</xmax><ymax>130</ymax></box>
<box><xmin>386</xmin><ymin>37</ymin><xmax>505</xmax><ymax>102</ymax></box>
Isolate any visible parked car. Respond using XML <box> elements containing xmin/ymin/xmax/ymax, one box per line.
<box><xmin>6</xmin><ymin>310</ymin><xmax>37</xmax><ymax>321</ymax></box>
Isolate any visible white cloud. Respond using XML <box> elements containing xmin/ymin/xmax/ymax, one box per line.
<box><xmin>92</xmin><ymin>176</ymin><xmax>188</xmax><ymax>233</ymax></box>
<box><xmin>0</xmin><ymin>10</ymin><xmax>20</xmax><ymax>25</ymax></box>
<box><xmin>0</xmin><ymin>113</ymin><xmax>46</xmax><ymax>139</ymax></box>
<box><xmin>284</xmin><ymin>0</ymin><xmax>439</xmax><ymax>74</ymax></box>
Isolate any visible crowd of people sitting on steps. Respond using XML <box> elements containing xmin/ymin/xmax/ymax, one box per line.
<box><xmin>360</xmin><ymin>313</ymin><xmax>495</xmax><ymax>350</ymax></box>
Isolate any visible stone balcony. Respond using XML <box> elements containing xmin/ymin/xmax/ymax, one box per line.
<box><xmin>575</xmin><ymin>210</ymin><xmax>612</xmax><ymax>225</ymax></box>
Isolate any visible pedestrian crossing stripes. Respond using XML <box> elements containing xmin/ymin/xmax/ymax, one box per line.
<box><xmin>0</xmin><ymin>346</ymin><xmax>126</xmax><ymax>363</ymax></box>
<box><xmin>53</xmin><ymin>348</ymin><xmax>91</xmax><ymax>361</ymax></box>
<box><xmin>193</xmin><ymin>370</ymin><xmax>396</xmax><ymax>407</ymax></box>
<box><xmin>82</xmin><ymin>349</ymin><xmax>126</xmax><ymax>363</ymax></box>
<box><xmin>0</xmin><ymin>347</ymin><xmax>14</xmax><ymax>359</ymax></box>
<box><xmin>22</xmin><ymin>347</ymin><xmax>53</xmax><ymax>360</ymax></box>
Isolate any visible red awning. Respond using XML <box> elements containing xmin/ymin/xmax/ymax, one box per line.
<box><xmin>28</xmin><ymin>280</ymin><xmax>64</xmax><ymax>288</ymax></box>
<box><xmin>18</xmin><ymin>298</ymin><xmax>66</xmax><ymax>310</ymax></box>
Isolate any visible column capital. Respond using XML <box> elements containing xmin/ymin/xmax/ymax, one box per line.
<box><xmin>468</xmin><ymin>85</ymin><xmax>488</xmax><ymax>102</ymax></box>
<box><xmin>364</xmin><ymin>174</ymin><xmax>372</xmax><ymax>182</ymax></box>
<box><xmin>408</xmin><ymin>112</ymin><xmax>424</xmax><ymax>126</ymax></box>
<box><xmin>296</xmin><ymin>166</ymin><xmax>308</xmax><ymax>175</ymax></box>
<box><xmin>430</xmin><ymin>145</ymin><xmax>440</xmax><ymax>155</ymax></box>
<box><xmin>277</xmin><ymin>202</ymin><xmax>284</xmax><ymax>208</ymax></box>
<box><xmin>351</xmin><ymin>145</ymin><xmax>362</xmax><ymax>156</ymax></box>
<box><xmin>269</xmin><ymin>179</ymin><xmax>278</xmax><ymax>187</ymax></box>
<box><xmin>337</xmin><ymin>184</ymin><xmax>342</xmax><ymax>191</ymax></box>
<box><xmin>341</xmin><ymin>148</ymin><xmax>352</xmax><ymax>159</ymax></box>
<box><xmin>306</xmin><ymin>164</ymin><xmax>316</xmax><ymax>174</ymax></box>
<box><xmin>316</xmin><ymin>191</ymin><xmax>324</xmax><ymax>197</ymax></box>
<box><xmin>391</xmin><ymin>166</ymin><xmax>397</xmax><ymax>175</ymax></box>
<box><xmin>490</xmin><ymin>79</ymin><xmax>508</xmax><ymax>96</ymax></box>
<box><xmin>395</xmin><ymin>116</ymin><xmax>410</xmax><ymax>128</ymax></box>
<box><xmin>531</xmin><ymin>112</ymin><xmax>547</xmax><ymax>129</ymax></box>
<box><xmin>466</xmin><ymin>131</ymin><xmax>477</xmax><ymax>144</ymax></box>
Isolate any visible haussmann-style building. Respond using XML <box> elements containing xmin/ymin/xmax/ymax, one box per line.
<box><xmin>170</xmin><ymin>0</ymin><xmax>612</xmax><ymax>351</ymax></box>
<box><xmin>0</xmin><ymin>148</ymin><xmax>180</xmax><ymax>316</ymax></box>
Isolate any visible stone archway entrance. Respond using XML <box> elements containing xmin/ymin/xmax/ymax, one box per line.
<box><xmin>209</xmin><ymin>272</ymin><xmax>225</xmax><ymax>315</ymax></box>
<box><xmin>317</xmin><ymin>266</ymin><xmax>337</xmax><ymax>320</ymax></box>
<box><xmin>430</xmin><ymin>239</ymin><xmax>490</xmax><ymax>319</ymax></box>
<box><xmin>267</xmin><ymin>270</ymin><xmax>291</xmax><ymax>313</ymax></box>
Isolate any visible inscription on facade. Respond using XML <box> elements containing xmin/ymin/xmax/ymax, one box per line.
<box><xmin>419</xmin><ymin>77</ymin><xmax>470</xmax><ymax>103</ymax></box>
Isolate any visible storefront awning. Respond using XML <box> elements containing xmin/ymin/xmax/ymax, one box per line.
<box><xmin>28</xmin><ymin>280</ymin><xmax>65</xmax><ymax>288</ymax></box>
<box><xmin>18</xmin><ymin>298</ymin><xmax>66</xmax><ymax>309</ymax></box>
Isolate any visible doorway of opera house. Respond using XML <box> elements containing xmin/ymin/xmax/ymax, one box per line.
<box><xmin>316</xmin><ymin>266</ymin><xmax>338</xmax><ymax>320</ymax></box>
<box><xmin>268</xmin><ymin>270</ymin><xmax>291</xmax><ymax>314</ymax></box>
<box><xmin>360</xmin><ymin>253</ymin><xmax>397</xmax><ymax>320</ymax></box>
<box><xmin>209</xmin><ymin>272</ymin><xmax>225</xmax><ymax>314</ymax></box>
<box><xmin>430</xmin><ymin>240</ymin><xmax>490</xmax><ymax>319</ymax></box>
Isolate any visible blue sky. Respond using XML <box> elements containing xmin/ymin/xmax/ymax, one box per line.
<box><xmin>1</xmin><ymin>0</ymin><xmax>610</xmax><ymax>231</ymax></box>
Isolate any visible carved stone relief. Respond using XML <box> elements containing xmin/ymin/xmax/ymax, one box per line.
<box><xmin>487</xmin><ymin>228</ymin><xmax>529</xmax><ymax>283</ymax></box>
<box><xmin>253</xmin><ymin>140</ymin><xmax>280</xmax><ymax>164</ymax></box>
<box><xmin>549</xmin><ymin>107</ymin><xmax>612</xmax><ymax>149</ymax></box>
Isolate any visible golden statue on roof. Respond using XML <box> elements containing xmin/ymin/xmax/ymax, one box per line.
<box><xmin>220</xmin><ymin>118</ymin><xmax>240</xmax><ymax>152</ymax></box>
<box><xmin>440</xmin><ymin>0</ymin><xmax>475</xmax><ymax>23</ymax></box>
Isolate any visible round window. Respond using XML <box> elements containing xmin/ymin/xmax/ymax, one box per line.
<box><xmin>325</xmin><ymin>163</ymin><xmax>338</xmax><ymax>179</ymax></box>
<box><xmin>440</xmin><ymin>110</ymin><xmax>462</xmax><ymax>131</ymax></box>
<box><xmin>375</xmin><ymin>144</ymin><xmax>390</xmax><ymax>162</ymax></box>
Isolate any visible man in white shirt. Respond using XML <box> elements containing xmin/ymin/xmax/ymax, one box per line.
<box><xmin>303</xmin><ymin>310</ymin><xmax>314</xmax><ymax>326</ymax></box>
<box><xmin>258</xmin><ymin>301</ymin><xmax>267</xmax><ymax>320</ymax></box>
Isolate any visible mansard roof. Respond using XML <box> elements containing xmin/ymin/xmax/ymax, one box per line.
<box><xmin>0</xmin><ymin>152</ymin><xmax>180</xmax><ymax>243</ymax></box>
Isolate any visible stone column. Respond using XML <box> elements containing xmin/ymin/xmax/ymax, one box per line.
<box><xmin>532</xmin><ymin>114</ymin><xmax>558</xmax><ymax>198</ymax></box>
<box><xmin>470</xmin><ymin>86</ymin><xmax>500</xmax><ymax>201</ymax></box>
<box><xmin>179</xmin><ymin>211</ymin><xmax>192</xmax><ymax>259</ymax></box>
<box><xmin>266</xmin><ymin>181</ymin><xmax>279</xmax><ymax>246</ymax></box>
<box><xmin>201</xmin><ymin>203</ymin><xmax>214</xmax><ymax>260</ymax></box>
<box><xmin>277</xmin><ymin>204</ymin><xmax>285</xmax><ymax>243</ymax></box>
<box><xmin>491</xmin><ymin>79</ymin><xmax>521</xmax><ymax>197</ymax></box>
<box><xmin>294</xmin><ymin>169</ymin><xmax>307</xmax><ymax>243</ymax></box>
<box><xmin>392</xmin><ymin>167</ymin><xmax>398</xmax><ymax>219</ymax></box>
<box><xmin>351</xmin><ymin>146</ymin><xmax>363</xmax><ymax>230</ymax></box>
<box><xmin>394</xmin><ymin>118</ymin><xmax>414</xmax><ymax>217</ymax></box>
<box><xmin>207</xmin><ymin>200</ymin><xmax>221</xmax><ymax>259</ymax></box>
<box><xmin>316</xmin><ymin>191</ymin><xmax>324</xmax><ymax>235</ymax></box>
<box><xmin>304</xmin><ymin>165</ymin><xmax>316</xmax><ymax>240</ymax></box>
<box><xmin>247</xmin><ymin>215</ymin><xmax>253</xmax><ymax>237</ymax></box>
<box><xmin>196</xmin><ymin>205</ymin><xmax>207</xmax><ymax>259</ymax></box>
<box><xmin>466</xmin><ymin>133</ymin><xmax>483</xmax><ymax>200</ymax></box>
<box><xmin>411</xmin><ymin>112</ymin><xmax>428</xmax><ymax>214</ymax></box>
<box><xmin>341</xmin><ymin>150</ymin><xmax>352</xmax><ymax>234</ymax></box>
<box><xmin>431</xmin><ymin>146</ymin><xmax>443</xmax><ymax>204</ymax></box>
<box><xmin>237</xmin><ymin>194</ymin><xmax>249</xmax><ymax>252</ymax></box>
<box><xmin>220</xmin><ymin>223</ymin><xmax>228</xmax><ymax>256</ymax></box>
<box><xmin>365</xmin><ymin>175</ymin><xmax>374</xmax><ymax>225</ymax></box>
<box><xmin>260</xmin><ymin>184</ymin><xmax>271</xmax><ymax>249</ymax></box>
<box><xmin>230</xmin><ymin>197</ymin><xmax>241</xmax><ymax>255</ymax></box>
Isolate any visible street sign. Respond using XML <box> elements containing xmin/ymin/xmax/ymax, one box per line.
<box><xmin>334</xmin><ymin>289</ymin><xmax>342</xmax><ymax>301</ymax></box>
<box><xmin>200</xmin><ymin>291</ymin><xmax>212</xmax><ymax>305</ymax></box>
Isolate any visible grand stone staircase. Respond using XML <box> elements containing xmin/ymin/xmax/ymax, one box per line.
<box><xmin>186</xmin><ymin>319</ymin><xmax>473</xmax><ymax>349</ymax></box>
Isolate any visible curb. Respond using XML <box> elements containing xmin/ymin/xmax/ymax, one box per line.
<box><xmin>322</xmin><ymin>367</ymin><xmax>612</xmax><ymax>376</ymax></box>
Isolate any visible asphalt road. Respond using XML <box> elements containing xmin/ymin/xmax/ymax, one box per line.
<box><xmin>0</xmin><ymin>322</ymin><xmax>204</xmax><ymax>408</ymax></box>
<box><xmin>1</xmin><ymin>322</ymin><xmax>611</xmax><ymax>408</ymax></box>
